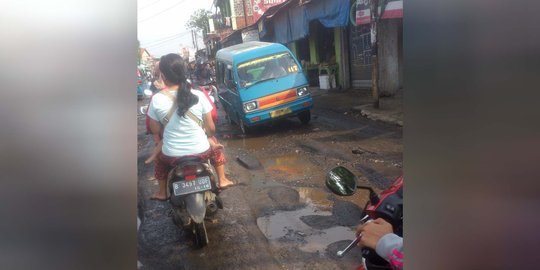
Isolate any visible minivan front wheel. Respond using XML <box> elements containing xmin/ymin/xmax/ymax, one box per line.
<box><xmin>298</xmin><ymin>110</ymin><xmax>311</xmax><ymax>125</ymax></box>
<box><xmin>239</xmin><ymin>119</ymin><xmax>248</xmax><ymax>135</ymax></box>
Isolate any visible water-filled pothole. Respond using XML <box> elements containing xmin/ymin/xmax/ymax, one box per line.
<box><xmin>256</xmin><ymin>204</ymin><xmax>355</xmax><ymax>254</ymax></box>
<box><xmin>261</xmin><ymin>154</ymin><xmax>322</xmax><ymax>179</ymax></box>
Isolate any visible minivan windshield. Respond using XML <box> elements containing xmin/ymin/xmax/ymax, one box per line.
<box><xmin>237</xmin><ymin>52</ymin><xmax>300</xmax><ymax>88</ymax></box>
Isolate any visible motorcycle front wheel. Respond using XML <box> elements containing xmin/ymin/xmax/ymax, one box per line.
<box><xmin>193</xmin><ymin>221</ymin><xmax>208</xmax><ymax>248</ymax></box>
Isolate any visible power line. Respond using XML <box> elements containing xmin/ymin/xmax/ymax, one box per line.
<box><xmin>147</xmin><ymin>40</ymin><xmax>186</xmax><ymax>50</ymax></box>
<box><xmin>145</xmin><ymin>37</ymin><xmax>191</xmax><ymax>48</ymax></box>
<box><xmin>145</xmin><ymin>35</ymin><xmax>193</xmax><ymax>49</ymax></box>
<box><xmin>145</xmin><ymin>37</ymin><xmax>188</xmax><ymax>48</ymax></box>
<box><xmin>142</xmin><ymin>31</ymin><xmax>191</xmax><ymax>47</ymax></box>
<box><xmin>138</xmin><ymin>0</ymin><xmax>187</xmax><ymax>23</ymax></box>
<box><xmin>138</xmin><ymin>0</ymin><xmax>162</xmax><ymax>10</ymax></box>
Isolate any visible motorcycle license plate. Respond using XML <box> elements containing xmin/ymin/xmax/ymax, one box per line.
<box><xmin>270</xmin><ymin>107</ymin><xmax>292</xmax><ymax>118</ymax></box>
<box><xmin>173</xmin><ymin>176</ymin><xmax>211</xmax><ymax>196</ymax></box>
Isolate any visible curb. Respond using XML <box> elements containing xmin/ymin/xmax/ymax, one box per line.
<box><xmin>352</xmin><ymin>105</ymin><xmax>403</xmax><ymax>127</ymax></box>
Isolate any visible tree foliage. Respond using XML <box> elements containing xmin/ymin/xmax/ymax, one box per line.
<box><xmin>186</xmin><ymin>9</ymin><xmax>212</xmax><ymax>34</ymax></box>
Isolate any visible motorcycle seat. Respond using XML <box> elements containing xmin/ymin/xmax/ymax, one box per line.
<box><xmin>175</xmin><ymin>156</ymin><xmax>203</xmax><ymax>165</ymax></box>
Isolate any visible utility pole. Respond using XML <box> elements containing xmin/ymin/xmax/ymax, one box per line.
<box><xmin>242</xmin><ymin>0</ymin><xmax>248</xmax><ymax>28</ymax></box>
<box><xmin>191</xmin><ymin>29</ymin><xmax>199</xmax><ymax>51</ymax></box>
<box><xmin>370</xmin><ymin>0</ymin><xmax>380</xmax><ymax>108</ymax></box>
<box><xmin>195</xmin><ymin>31</ymin><xmax>199</xmax><ymax>51</ymax></box>
<box><xmin>191</xmin><ymin>30</ymin><xmax>195</xmax><ymax>49</ymax></box>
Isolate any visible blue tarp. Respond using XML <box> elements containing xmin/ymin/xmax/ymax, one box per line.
<box><xmin>273</xmin><ymin>0</ymin><xmax>350</xmax><ymax>44</ymax></box>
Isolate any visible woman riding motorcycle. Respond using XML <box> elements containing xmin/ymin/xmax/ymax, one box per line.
<box><xmin>146</xmin><ymin>53</ymin><xmax>219</xmax><ymax>201</ymax></box>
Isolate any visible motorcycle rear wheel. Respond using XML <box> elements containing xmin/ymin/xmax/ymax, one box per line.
<box><xmin>193</xmin><ymin>221</ymin><xmax>208</xmax><ymax>248</ymax></box>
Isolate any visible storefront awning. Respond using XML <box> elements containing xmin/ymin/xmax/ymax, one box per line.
<box><xmin>272</xmin><ymin>0</ymin><xmax>351</xmax><ymax>44</ymax></box>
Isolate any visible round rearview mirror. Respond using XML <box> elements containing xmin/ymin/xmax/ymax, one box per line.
<box><xmin>326</xmin><ymin>166</ymin><xmax>357</xmax><ymax>196</ymax></box>
<box><xmin>143</xmin><ymin>89</ymin><xmax>153</xmax><ymax>97</ymax></box>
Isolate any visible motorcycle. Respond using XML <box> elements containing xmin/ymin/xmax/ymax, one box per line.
<box><xmin>326</xmin><ymin>166</ymin><xmax>403</xmax><ymax>270</ymax></box>
<box><xmin>140</xmin><ymin>79</ymin><xmax>222</xmax><ymax>247</ymax></box>
<box><xmin>167</xmin><ymin>156</ymin><xmax>223</xmax><ymax>248</ymax></box>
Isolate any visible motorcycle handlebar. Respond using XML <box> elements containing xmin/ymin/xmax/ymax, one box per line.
<box><xmin>336</xmin><ymin>215</ymin><xmax>371</xmax><ymax>258</ymax></box>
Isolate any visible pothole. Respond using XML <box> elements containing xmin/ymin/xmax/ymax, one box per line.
<box><xmin>256</xmin><ymin>204</ymin><xmax>355</xmax><ymax>255</ymax></box>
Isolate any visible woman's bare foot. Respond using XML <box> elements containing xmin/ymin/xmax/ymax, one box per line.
<box><xmin>144</xmin><ymin>155</ymin><xmax>156</xmax><ymax>164</ymax></box>
<box><xmin>219</xmin><ymin>177</ymin><xmax>235</xmax><ymax>189</ymax></box>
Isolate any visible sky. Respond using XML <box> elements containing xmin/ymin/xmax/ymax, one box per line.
<box><xmin>137</xmin><ymin>0</ymin><xmax>215</xmax><ymax>58</ymax></box>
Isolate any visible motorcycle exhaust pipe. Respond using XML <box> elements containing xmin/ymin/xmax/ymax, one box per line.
<box><xmin>206</xmin><ymin>201</ymin><xmax>218</xmax><ymax>213</ymax></box>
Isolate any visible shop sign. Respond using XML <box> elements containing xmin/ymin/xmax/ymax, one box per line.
<box><xmin>356</xmin><ymin>0</ymin><xmax>403</xmax><ymax>25</ymax></box>
<box><xmin>252</xmin><ymin>0</ymin><xmax>287</xmax><ymax>22</ymax></box>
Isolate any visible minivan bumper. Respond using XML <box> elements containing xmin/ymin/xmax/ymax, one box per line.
<box><xmin>242</xmin><ymin>96</ymin><xmax>313</xmax><ymax>126</ymax></box>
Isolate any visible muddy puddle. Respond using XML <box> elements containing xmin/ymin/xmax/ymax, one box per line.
<box><xmin>298</xmin><ymin>187</ymin><xmax>372</xmax><ymax>209</ymax></box>
<box><xmin>225</xmin><ymin>136</ymin><xmax>269</xmax><ymax>150</ymax></box>
<box><xmin>261</xmin><ymin>154</ymin><xmax>322</xmax><ymax>178</ymax></box>
<box><xmin>297</xmin><ymin>187</ymin><xmax>334</xmax><ymax>210</ymax></box>
<box><xmin>256</xmin><ymin>204</ymin><xmax>355</xmax><ymax>254</ymax></box>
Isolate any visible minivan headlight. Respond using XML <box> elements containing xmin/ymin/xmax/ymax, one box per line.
<box><xmin>297</xmin><ymin>87</ymin><xmax>309</xmax><ymax>96</ymax></box>
<box><xmin>243</xmin><ymin>101</ymin><xmax>258</xmax><ymax>112</ymax></box>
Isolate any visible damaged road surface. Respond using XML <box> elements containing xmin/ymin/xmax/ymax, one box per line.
<box><xmin>137</xmin><ymin>92</ymin><xmax>402</xmax><ymax>269</ymax></box>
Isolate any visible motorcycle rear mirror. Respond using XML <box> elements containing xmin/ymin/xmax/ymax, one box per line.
<box><xmin>143</xmin><ymin>89</ymin><xmax>153</xmax><ymax>97</ymax></box>
<box><xmin>326</xmin><ymin>166</ymin><xmax>357</xmax><ymax>196</ymax></box>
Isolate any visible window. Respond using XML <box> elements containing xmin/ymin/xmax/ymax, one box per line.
<box><xmin>237</xmin><ymin>52</ymin><xmax>299</xmax><ymax>88</ymax></box>
<box><xmin>217</xmin><ymin>62</ymin><xmax>225</xmax><ymax>85</ymax></box>
<box><xmin>225</xmin><ymin>65</ymin><xmax>236</xmax><ymax>92</ymax></box>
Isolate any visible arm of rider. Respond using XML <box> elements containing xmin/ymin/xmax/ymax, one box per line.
<box><xmin>357</xmin><ymin>218</ymin><xmax>403</xmax><ymax>269</ymax></box>
<box><xmin>203</xmin><ymin>111</ymin><xmax>215</xmax><ymax>138</ymax></box>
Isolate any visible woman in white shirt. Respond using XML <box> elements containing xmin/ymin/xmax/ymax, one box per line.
<box><xmin>146</xmin><ymin>53</ymin><xmax>216</xmax><ymax>201</ymax></box>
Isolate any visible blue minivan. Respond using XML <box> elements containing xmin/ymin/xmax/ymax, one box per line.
<box><xmin>216</xmin><ymin>41</ymin><xmax>313</xmax><ymax>134</ymax></box>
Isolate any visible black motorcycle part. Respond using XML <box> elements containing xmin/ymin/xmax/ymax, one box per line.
<box><xmin>363</xmin><ymin>248</ymin><xmax>393</xmax><ymax>270</ymax></box>
<box><xmin>215</xmin><ymin>195</ymin><xmax>224</xmax><ymax>209</ymax></box>
<box><xmin>373</xmin><ymin>186</ymin><xmax>403</xmax><ymax>236</ymax></box>
<box><xmin>193</xmin><ymin>222</ymin><xmax>208</xmax><ymax>248</ymax></box>
<box><xmin>206</xmin><ymin>200</ymin><xmax>218</xmax><ymax>215</ymax></box>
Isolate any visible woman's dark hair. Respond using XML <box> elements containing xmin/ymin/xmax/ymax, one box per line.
<box><xmin>159</xmin><ymin>53</ymin><xmax>198</xmax><ymax>117</ymax></box>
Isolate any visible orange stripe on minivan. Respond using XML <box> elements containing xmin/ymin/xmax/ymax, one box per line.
<box><xmin>257</xmin><ymin>89</ymin><xmax>297</xmax><ymax>110</ymax></box>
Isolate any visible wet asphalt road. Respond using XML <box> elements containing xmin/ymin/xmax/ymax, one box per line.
<box><xmin>137</xmin><ymin>90</ymin><xmax>402</xmax><ymax>269</ymax></box>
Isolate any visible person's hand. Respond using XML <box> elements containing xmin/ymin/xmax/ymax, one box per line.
<box><xmin>209</xmin><ymin>140</ymin><xmax>224</xmax><ymax>150</ymax></box>
<box><xmin>356</xmin><ymin>218</ymin><xmax>394</xmax><ymax>249</ymax></box>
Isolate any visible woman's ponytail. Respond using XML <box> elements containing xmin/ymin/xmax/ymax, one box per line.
<box><xmin>159</xmin><ymin>54</ymin><xmax>198</xmax><ymax>117</ymax></box>
<box><xmin>176</xmin><ymin>83</ymin><xmax>198</xmax><ymax>117</ymax></box>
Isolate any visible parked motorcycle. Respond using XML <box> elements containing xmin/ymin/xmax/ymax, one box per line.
<box><xmin>168</xmin><ymin>156</ymin><xmax>223</xmax><ymax>248</ymax></box>
<box><xmin>326</xmin><ymin>166</ymin><xmax>403</xmax><ymax>270</ymax></box>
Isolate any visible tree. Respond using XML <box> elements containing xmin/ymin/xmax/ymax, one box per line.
<box><xmin>186</xmin><ymin>9</ymin><xmax>212</xmax><ymax>34</ymax></box>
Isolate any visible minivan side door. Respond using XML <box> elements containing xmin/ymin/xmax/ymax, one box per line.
<box><xmin>217</xmin><ymin>61</ymin><xmax>241</xmax><ymax>123</ymax></box>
